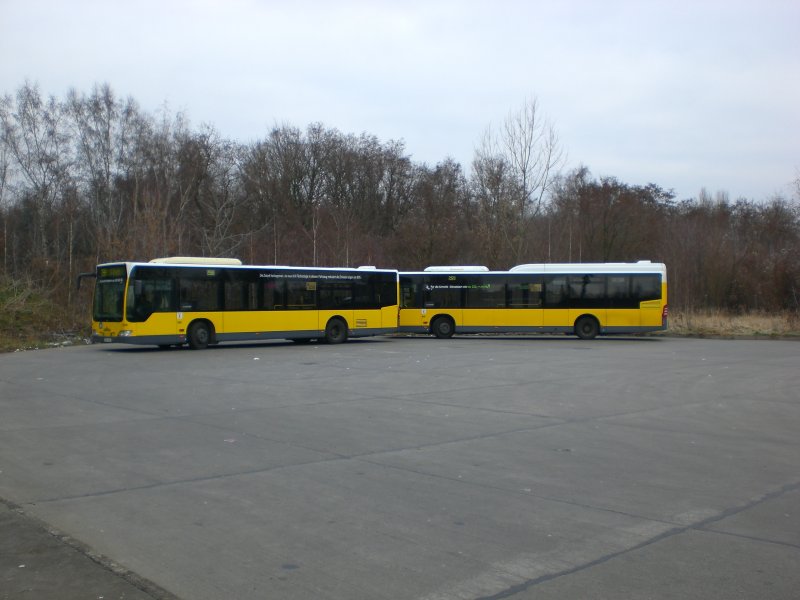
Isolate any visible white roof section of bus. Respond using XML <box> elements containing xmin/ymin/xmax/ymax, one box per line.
<box><xmin>149</xmin><ymin>256</ymin><xmax>243</xmax><ymax>265</ymax></box>
<box><xmin>404</xmin><ymin>261</ymin><xmax>666</xmax><ymax>279</ymax></box>
<box><xmin>424</xmin><ymin>265</ymin><xmax>490</xmax><ymax>272</ymax></box>
<box><xmin>97</xmin><ymin>258</ymin><xmax>397</xmax><ymax>274</ymax></box>
<box><xmin>510</xmin><ymin>261</ymin><xmax>666</xmax><ymax>277</ymax></box>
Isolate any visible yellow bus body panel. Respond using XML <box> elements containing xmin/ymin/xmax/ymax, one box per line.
<box><xmin>606</xmin><ymin>309</ymin><xmax>639</xmax><ymax>328</ymax></box>
<box><xmin>138</xmin><ymin>313</ymin><xmax>179</xmax><ymax>337</ymax></box>
<box><xmin>379</xmin><ymin>305</ymin><xmax>401</xmax><ymax>329</ymax></box>
<box><xmin>640</xmin><ymin>299</ymin><xmax>664</xmax><ymax>327</ymax></box>
<box><xmin>398</xmin><ymin>309</ymin><xmax>421</xmax><ymax>329</ymax></box>
<box><xmin>99</xmin><ymin>306</ymin><xmax>399</xmax><ymax>342</ymax></box>
<box><xmin>399</xmin><ymin>308</ymin><xmax>462</xmax><ymax>330</ymax></box>
<box><xmin>220</xmin><ymin>310</ymin><xmax>319</xmax><ymax>335</ymax></box>
<box><xmin>462</xmin><ymin>308</ymin><xmax>544</xmax><ymax>327</ymax></box>
<box><xmin>542</xmin><ymin>308</ymin><xmax>570</xmax><ymax>328</ymax></box>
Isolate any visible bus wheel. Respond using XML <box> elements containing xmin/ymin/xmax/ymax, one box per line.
<box><xmin>431</xmin><ymin>316</ymin><xmax>455</xmax><ymax>339</ymax></box>
<box><xmin>324</xmin><ymin>318</ymin><xmax>348</xmax><ymax>344</ymax></box>
<box><xmin>574</xmin><ymin>316</ymin><xmax>599</xmax><ymax>340</ymax></box>
<box><xmin>188</xmin><ymin>321</ymin><xmax>211</xmax><ymax>349</ymax></box>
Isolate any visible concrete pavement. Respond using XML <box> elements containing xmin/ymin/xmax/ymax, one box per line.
<box><xmin>1</xmin><ymin>336</ymin><xmax>799</xmax><ymax>599</ymax></box>
<box><xmin>1</xmin><ymin>497</ymin><xmax>171</xmax><ymax>599</ymax></box>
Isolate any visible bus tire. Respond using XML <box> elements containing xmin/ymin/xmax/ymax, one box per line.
<box><xmin>324</xmin><ymin>318</ymin><xmax>348</xmax><ymax>344</ymax></box>
<box><xmin>574</xmin><ymin>316</ymin><xmax>600</xmax><ymax>340</ymax></box>
<box><xmin>188</xmin><ymin>321</ymin><xmax>211</xmax><ymax>350</ymax></box>
<box><xmin>431</xmin><ymin>316</ymin><xmax>455</xmax><ymax>339</ymax></box>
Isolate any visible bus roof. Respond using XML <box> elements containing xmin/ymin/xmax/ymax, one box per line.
<box><xmin>149</xmin><ymin>256</ymin><xmax>243</xmax><ymax>265</ymax></box>
<box><xmin>97</xmin><ymin>260</ymin><xmax>397</xmax><ymax>274</ymax></box>
<box><xmin>403</xmin><ymin>261</ymin><xmax>667</xmax><ymax>279</ymax></box>
<box><xmin>424</xmin><ymin>265</ymin><xmax>489</xmax><ymax>272</ymax></box>
<box><xmin>509</xmin><ymin>261</ymin><xmax>666</xmax><ymax>276</ymax></box>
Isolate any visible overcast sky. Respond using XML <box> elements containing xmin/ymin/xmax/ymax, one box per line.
<box><xmin>2</xmin><ymin>0</ymin><xmax>798</xmax><ymax>201</ymax></box>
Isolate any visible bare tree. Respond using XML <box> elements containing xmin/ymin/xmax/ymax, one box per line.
<box><xmin>320</xmin><ymin>129</ymin><xmax>358</xmax><ymax>265</ymax></box>
<box><xmin>377</xmin><ymin>139</ymin><xmax>413</xmax><ymax>235</ymax></box>
<box><xmin>474</xmin><ymin>97</ymin><xmax>564</xmax><ymax>263</ymax></box>
<box><xmin>501</xmin><ymin>97</ymin><xmax>564</xmax><ymax>218</ymax></box>
<box><xmin>0</xmin><ymin>128</ymin><xmax>10</xmax><ymax>274</ymax></box>
<box><xmin>0</xmin><ymin>83</ymin><xmax>72</xmax><ymax>261</ymax></box>
<box><xmin>470</xmin><ymin>150</ymin><xmax>520</xmax><ymax>266</ymax></box>
<box><xmin>64</xmin><ymin>84</ymin><xmax>153</xmax><ymax>264</ymax></box>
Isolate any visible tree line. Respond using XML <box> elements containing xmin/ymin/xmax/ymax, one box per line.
<box><xmin>1</xmin><ymin>82</ymin><xmax>798</xmax><ymax>322</ymax></box>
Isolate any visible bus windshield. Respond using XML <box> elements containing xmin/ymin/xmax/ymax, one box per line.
<box><xmin>93</xmin><ymin>265</ymin><xmax>127</xmax><ymax>322</ymax></box>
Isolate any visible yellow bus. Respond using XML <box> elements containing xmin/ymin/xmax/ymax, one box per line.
<box><xmin>85</xmin><ymin>257</ymin><xmax>399</xmax><ymax>348</ymax></box>
<box><xmin>398</xmin><ymin>261</ymin><xmax>667</xmax><ymax>339</ymax></box>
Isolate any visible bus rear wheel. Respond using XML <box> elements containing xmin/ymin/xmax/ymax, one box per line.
<box><xmin>574</xmin><ymin>316</ymin><xmax>600</xmax><ymax>340</ymax></box>
<box><xmin>188</xmin><ymin>321</ymin><xmax>211</xmax><ymax>349</ymax></box>
<box><xmin>324</xmin><ymin>318</ymin><xmax>348</xmax><ymax>344</ymax></box>
<box><xmin>431</xmin><ymin>316</ymin><xmax>455</xmax><ymax>339</ymax></box>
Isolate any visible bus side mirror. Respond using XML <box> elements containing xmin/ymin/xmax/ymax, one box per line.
<box><xmin>77</xmin><ymin>272</ymin><xmax>96</xmax><ymax>290</ymax></box>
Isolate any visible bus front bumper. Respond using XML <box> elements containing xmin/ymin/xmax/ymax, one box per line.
<box><xmin>91</xmin><ymin>333</ymin><xmax>186</xmax><ymax>346</ymax></box>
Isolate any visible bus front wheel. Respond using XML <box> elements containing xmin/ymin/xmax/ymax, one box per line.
<box><xmin>574</xmin><ymin>316</ymin><xmax>600</xmax><ymax>340</ymax></box>
<box><xmin>188</xmin><ymin>321</ymin><xmax>211</xmax><ymax>349</ymax></box>
<box><xmin>431</xmin><ymin>316</ymin><xmax>455</xmax><ymax>339</ymax></box>
<box><xmin>324</xmin><ymin>318</ymin><xmax>348</xmax><ymax>344</ymax></box>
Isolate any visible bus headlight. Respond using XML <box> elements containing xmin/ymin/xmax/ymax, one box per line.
<box><xmin>119</xmin><ymin>330</ymin><xmax>133</xmax><ymax>337</ymax></box>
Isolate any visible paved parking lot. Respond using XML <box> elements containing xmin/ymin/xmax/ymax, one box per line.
<box><xmin>1</xmin><ymin>336</ymin><xmax>799</xmax><ymax>599</ymax></box>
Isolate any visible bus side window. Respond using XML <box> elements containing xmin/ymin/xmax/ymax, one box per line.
<box><xmin>607</xmin><ymin>276</ymin><xmax>630</xmax><ymax>308</ymax></box>
<box><xmin>179</xmin><ymin>288</ymin><xmax>194</xmax><ymax>311</ymax></box>
<box><xmin>633</xmin><ymin>275</ymin><xmax>661</xmax><ymax>302</ymax></box>
<box><xmin>464</xmin><ymin>276</ymin><xmax>504</xmax><ymax>308</ymax></box>
<box><xmin>153</xmin><ymin>291</ymin><xmax>168</xmax><ymax>311</ymax></box>
<box><xmin>179</xmin><ymin>275</ymin><xmax>220</xmax><ymax>311</ymax></box>
<box><xmin>567</xmin><ymin>274</ymin><xmax>606</xmax><ymax>308</ymax></box>
<box><xmin>319</xmin><ymin>282</ymin><xmax>353</xmax><ymax>309</ymax></box>
<box><xmin>544</xmin><ymin>277</ymin><xmax>567</xmax><ymax>308</ymax></box>
<box><xmin>224</xmin><ymin>275</ymin><xmax>246</xmax><ymax>311</ymax></box>
<box><xmin>261</xmin><ymin>279</ymin><xmax>279</xmax><ymax>310</ymax></box>
<box><xmin>127</xmin><ymin>276</ymin><xmax>174</xmax><ymax>320</ymax></box>
<box><xmin>424</xmin><ymin>276</ymin><xmax>462</xmax><ymax>308</ymax></box>
<box><xmin>508</xmin><ymin>277</ymin><xmax>542</xmax><ymax>308</ymax></box>
<box><xmin>285</xmin><ymin>279</ymin><xmax>315</xmax><ymax>310</ymax></box>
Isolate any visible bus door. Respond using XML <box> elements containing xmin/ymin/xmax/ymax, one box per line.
<box><xmin>399</xmin><ymin>276</ymin><xmax>423</xmax><ymax>329</ymax></box>
<box><xmin>127</xmin><ymin>268</ymin><xmax>180</xmax><ymax>339</ymax></box>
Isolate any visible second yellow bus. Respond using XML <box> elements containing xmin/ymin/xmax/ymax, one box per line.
<box><xmin>398</xmin><ymin>262</ymin><xmax>667</xmax><ymax>339</ymax></box>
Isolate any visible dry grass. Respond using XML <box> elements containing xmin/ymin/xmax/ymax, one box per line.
<box><xmin>0</xmin><ymin>278</ymin><xmax>87</xmax><ymax>352</ymax></box>
<box><xmin>667</xmin><ymin>309</ymin><xmax>800</xmax><ymax>338</ymax></box>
